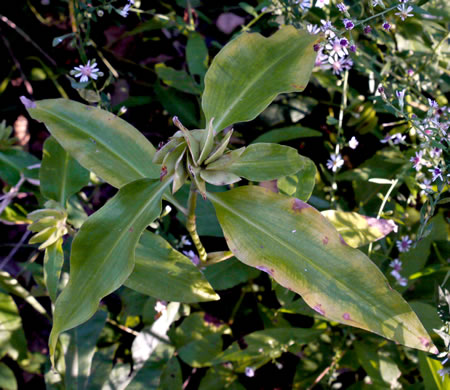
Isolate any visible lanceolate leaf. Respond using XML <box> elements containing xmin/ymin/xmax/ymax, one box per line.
<box><xmin>27</xmin><ymin>99</ymin><xmax>159</xmax><ymax>188</ymax></box>
<box><xmin>0</xmin><ymin>148</ymin><xmax>39</xmax><ymax>185</ymax></box>
<box><xmin>321</xmin><ymin>210</ymin><xmax>396</xmax><ymax>248</ymax></box>
<box><xmin>208</xmin><ymin>186</ymin><xmax>435</xmax><ymax>352</ymax></box>
<box><xmin>124</xmin><ymin>231</ymin><xmax>219</xmax><ymax>303</ymax></box>
<box><xmin>40</xmin><ymin>136</ymin><xmax>90</xmax><ymax>205</ymax></box>
<box><xmin>202</xmin><ymin>26</ymin><xmax>320</xmax><ymax>133</ymax></box>
<box><xmin>49</xmin><ymin>178</ymin><xmax>171</xmax><ymax>362</ymax></box>
<box><xmin>44</xmin><ymin>238</ymin><xmax>64</xmax><ymax>302</ymax></box>
<box><xmin>223</xmin><ymin>143</ymin><xmax>306</xmax><ymax>182</ymax></box>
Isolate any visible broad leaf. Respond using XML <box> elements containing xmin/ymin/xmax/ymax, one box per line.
<box><xmin>186</xmin><ymin>33</ymin><xmax>208</xmax><ymax>77</ymax></box>
<box><xmin>277</xmin><ymin>156</ymin><xmax>316</xmax><ymax>202</ymax></box>
<box><xmin>0</xmin><ymin>362</ymin><xmax>17</xmax><ymax>390</ymax></box>
<box><xmin>43</xmin><ymin>238</ymin><xmax>64</xmax><ymax>302</ymax></box>
<box><xmin>62</xmin><ymin>310</ymin><xmax>107</xmax><ymax>390</ymax></box>
<box><xmin>0</xmin><ymin>148</ymin><xmax>39</xmax><ymax>185</ymax></box>
<box><xmin>124</xmin><ymin>231</ymin><xmax>219</xmax><ymax>302</ymax></box>
<box><xmin>155</xmin><ymin>64</ymin><xmax>202</xmax><ymax>95</ymax></box>
<box><xmin>321</xmin><ymin>210</ymin><xmax>396</xmax><ymax>248</ymax></box>
<box><xmin>208</xmin><ymin>186</ymin><xmax>435</xmax><ymax>352</ymax></box>
<box><xmin>252</xmin><ymin>126</ymin><xmax>321</xmax><ymax>144</ymax></box>
<box><xmin>212</xmin><ymin>328</ymin><xmax>321</xmax><ymax>372</ymax></box>
<box><xmin>202</xmin><ymin>26</ymin><xmax>320</xmax><ymax>133</ymax></box>
<box><xmin>49</xmin><ymin>178</ymin><xmax>171</xmax><ymax>362</ymax></box>
<box><xmin>40</xmin><ymin>136</ymin><xmax>90</xmax><ymax>205</ymax></box>
<box><xmin>27</xmin><ymin>99</ymin><xmax>159</xmax><ymax>188</ymax></box>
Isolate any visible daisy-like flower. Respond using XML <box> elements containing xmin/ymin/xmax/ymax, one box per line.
<box><xmin>428</xmin><ymin>166</ymin><xmax>443</xmax><ymax>182</ymax></box>
<box><xmin>349</xmin><ymin>136</ymin><xmax>358</xmax><ymax>149</ymax></box>
<box><xmin>382</xmin><ymin>21</ymin><xmax>391</xmax><ymax>31</ymax></box>
<box><xmin>326</xmin><ymin>153</ymin><xmax>344</xmax><ymax>172</ymax></box>
<box><xmin>337</xmin><ymin>2</ymin><xmax>347</xmax><ymax>12</ymax></box>
<box><xmin>71</xmin><ymin>60</ymin><xmax>103</xmax><ymax>83</ymax></box>
<box><xmin>396</xmin><ymin>89</ymin><xmax>406</xmax><ymax>109</ymax></box>
<box><xmin>395</xmin><ymin>4</ymin><xmax>414</xmax><ymax>21</ymax></box>
<box><xmin>389</xmin><ymin>259</ymin><xmax>402</xmax><ymax>272</ymax></box>
<box><xmin>325</xmin><ymin>55</ymin><xmax>353</xmax><ymax>75</ymax></box>
<box><xmin>396</xmin><ymin>276</ymin><xmax>408</xmax><ymax>287</ymax></box>
<box><xmin>392</xmin><ymin>133</ymin><xmax>406</xmax><ymax>144</ymax></box>
<box><xmin>343</xmin><ymin>18</ymin><xmax>354</xmax><ymax>30</ymax></box>
<box><xmin>428</xmin><ymin>98</ymin><xmax>439</xmax><ymax>109</ymax></box>
<box><xmin>410</xmin><ymin>150</ymin><xmax>424</xmax><ymax>171</ymax></box>
<box><xmin>298</xmin><ymin>0</ymin><xmax>312</xmax><ymax>10</ymax></box>
<box><xmin>364</xmin><ymin>25</ymin><xmax>372</xmax><ymax>34</ymax></box>
<box><xmin>349</xmin><ymin>44</ymin><xmax>357</xmax><ymax>53</ymax></box>
<box><xmin>315</xmin><ymin>0</ymin><xmax>330</xmax><ymax>8</ymax></box>
<box><xmin>182</xmin><ymin>250</ymin><xmax>200</xmax><ymax>266</ymax></box>
<box><xmin>307</xmin><ymin>24</ymin><xmax>320</xmax><ymax>34</ymax></box>
<box><xmin>396</xmin><ymin>235</ymin><xmax>413</xmax><ymax>252</ymax></box>
<box><xmin>325</xmin><ymin>38</ymin><xmax>349</xmax><ymax>58</ymax></box>
<box><xmin>429</xmin><ymin>147</ymin><xmax>442</xmax><ymax>159</ymax></box>
<box><xmin>320</xmin><ymin>20</ymin><xmax>336</xmax><ymax>38</ymax></box>
<box><xmin>119</xmin><ymin>3</ymin><xmax>132</xmax><ymax>17</ymax></box>
<box><xmin>419</xmin><ymin>178</ymin><xmax>432</xmax><ymax>197</ymax></box>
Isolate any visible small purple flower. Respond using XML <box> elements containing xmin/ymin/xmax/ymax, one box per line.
<box><xmin>313</xmin><ymin>43</ymin><xmax>321</xmax><ymax>52</ymax></box>
<box><xmin>363</xmin><ymin>25</ymin><xmax>372</xmax><ymax>34</ymax></box>
<box><xmin>245</xmin><ymin>367</ymin><xmax>255</xmax><ymax>377</ymax></box>
<box><xmin>343</xmin><ymin>18</ymin><xmax>354</xmax><ymax>30</ymax></box>
<box><xmin>396</xmin><ymin>89</ymin><xmax>406</xmax><ymax>109</ymax></box>
<box><xmin>183</xmin><ymin>250</ymin><xmax>200</xmax><ymax>265</ymax></box>
<box><xmin>377</xmin><ymin>86</ymin><xmax>385</xmax><ymax>94</ymax></box>
<box><xmin>325</xmin><ymin>55</ymin><xmax>353</xmax><ymax>75</ymax></box>
<box><xmin>337</xmin><ymin>2</ymin><xmax>347</xmax><ymax>12</ymax></box>
<box><xmin>392</xmin><ymin>133</ymin><xmax>406</xmax><ymax>144</ymax></box>
<box><xmin>396</xmin><ymin>276</ymin><xmax>408</xmax><ymax>287</ymax></box>
<box><xmin>396</xmin><ymin>235</ymin><xmax>413</xmax><ymax>253</ymax></box>
<box><xmin>428</xmin><ymin>98</ymin><xmax>439</xmax><ymax>109</ymax></box>
<box><xmin>380</xmin><ymin>134</ymin><xmax>391</xmax><ymax>143</ymax></box>
<box><xmin>410</xmin><ymin>151</ymin><xmax>424</xmax><ymax>171</ymax></box>
<box><xmin>389</xmin><ymin>259</ymin><xmax>402</xmax><ymax>272</ymax></box>
<box><xmin>429</xmin><ymin>147</ymin><xmax>442</xmax><ymax>159</ymax></box>
<box><xmin>429</xmin><ymin>166</ymin><xmax>443</xmax><ymax>182</ymax></box>
<box><xmin>339</xmin><ymin>38</ymin><xmax>349</xmax><ymax>47</ymax></box>
<box><xmin>395</xmin><ymin>4</ymin><xmax>414</xmax><ymax>21</ymax></box>
<box><xmin>349</xmin><ymin>44</ymin><xmax>356</xmax><ymax>53</ymax></box>
<box><xmin>382</xmin><ymin>21</ymin><xmax>391</xmax><ymax>31</ymax></box>
<box><xmin>326</xmin><ymin>153</ymin><xmax>344</xmax><ymax>172</ymax></box>
<box><xmin>325</xmin><ymin>38</ymin><xmax>349</xmax><ymax>58</ymax></box>
<box><xmin>307</xmin><ymin>24</ymin><xmax>320</xmax><ymax>34</ymax></box>
<box><xmin>71</xmin><ymin>59</ymin><xmax>103</xmax><ymax>83</ymax></box>
<box><xmin>407</xmin><ymin>69</ymin><xmax>414</xmax><ymax>76</ymax></box>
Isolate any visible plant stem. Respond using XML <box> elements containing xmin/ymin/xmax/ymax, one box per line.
<box><xmin>186</xmin><ymin>183</ymin><xmax>207</xmax><ymax>263</ymax></box>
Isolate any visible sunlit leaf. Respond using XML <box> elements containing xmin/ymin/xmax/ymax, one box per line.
<box><xmin>202</xmin><ymin>26</ymin><xmax>320</xmax><ymax>133</ymax></box>
<box><xmin>208</xmin><ymin>186</ymin><xmax>435</xmax><ymax>352</ymax></box>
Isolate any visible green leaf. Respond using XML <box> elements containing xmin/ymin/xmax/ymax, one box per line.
<box><xmin>86</xmin><ymin>345</ymin><xmax>116</xmax><ymax>390</ymax></box>
<box><xmin>419</xmin><ymin>352</ymin><xmax>450</xmax><ymax>390</ymax></box>
<box><xmin>202</xmin><ymin>26</ymin><xmax>320</xmax><ymax>133</ymax></box>
<box><xmin>221</xmin><ymin>143</ymin><xmax>306</xmax><ymax>181</ymax></box>
<box><xmin>0</xmin><ymin>292</ymin><xmax>27</xmax><ymax>361</ymax></box>
<box><xmin>124</xmin><ymin>231</ymin><xmax>219</xmax><ymax>302</ymax></box>
<box><xmin>0</xmin><ymin>362</ymin><xmax>17</xmax><ymax>390</ymax></box>
<box><xmin>40</xmin><ymin>136</ymin><xmax>90</xmax><ymax>205</ymax></box>
<box><xmin>49</xmin><ymin>178</ymin><xmax>171</xmax><ymax>362</ymax></box>
<box><xmin>44</xmin><ymin>238</ymin><xmax>64</xmax><ymax>302</ymax></box>
<box><xmin>199</xmin><ymin>366</ymin><xmax>241</xmax><ymax>390</ymax></box>
<box><xmin>63</xmin><ymin>310</ymin><xmax>107</xmax><ymax>390</ymax></box>
<box><xmin>159</xmin><ymin>356</ymin><xmax>182</xmax><ymax>390</ymax></box>
<box><xmin>252</xmin><ymin>126</ymin><xmax>322</xmax><ymax>144</ymax></box>
<box><xmin>212</xmin><ymin>328</ymin><xmax>321</xmax><ymax>372</ymax></box>
<box><xmin>203</xmin><ymin>258</ymin><xmax>260</xmax><ymax>290</ymax></box>
<box><xmin>0</xmin><ymin>148</ymin><xmax>39</xmax><ymax>185</ymax></box>
<box><xmin>321</xmin><ymin>210</ymin><xmax>396</xmax><ymax>248</ymax></box>
<box><xmin>155</xmin><ymin>64</ymin><xmax>202</xmax><ymax>95</ymax></box>
<box><xmin>27</xmin><ymin>99</ymin><xmax>159</xmax><ymax>188</ymax></box>
<box><xmin>186</xmin><ymin>33</ymin><xmax>208</xmax><ymax>77</ymax></box>
<box><xmin>277</xmin><ymin>155</ymin><xmax>316</xmax><ymax>202</ymax></box>
<box><xmin>208</xmin><ymin>186</ymin><xmax>435</xmax><ymax>352</ymax></box>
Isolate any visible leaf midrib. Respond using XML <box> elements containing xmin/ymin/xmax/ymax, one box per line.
<box><xmin>34</xmin><ymin>106</ymin><xmax>151</xmax><ymax>186</ymax></box>
<box><xmin>209</xmin><ymin>32</ymin><xmax>309</xmax><ymax>133</ymax></box>
<box><xmin>208</xmin><ymin>191</ymin><xmax>420</xmax><ymax>342</ymax></box>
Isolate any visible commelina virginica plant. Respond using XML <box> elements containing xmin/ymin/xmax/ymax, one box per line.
<box><xmin>21</xmin><ymin>25</ymin><xmax>437</xmax><ymax>369</ymax></box>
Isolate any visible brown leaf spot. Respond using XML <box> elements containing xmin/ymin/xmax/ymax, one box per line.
<box><xmin>291</xmin><ymin>83</ymin><xmax>305</xmax><ymax>90</ymax></box>
<box><xmin>342</xmin><ymin>313</ymin><xmax>351</xmax><ymax>320</ymax></box>
<box><xmin>313</xmin><ymin>304</ymin><xmax>325</xmax><ymax>316</ymax></box>
<box><xmin>292</xmin><ymin>198</ymin><xmax>311</xmax><ymax>213</ymax></box>
<box><xmin>419</xmin><ymin>337</ymin><xmax>430</xmax><ymax>349</ymax></box>
<box><xmin>129</xmin><ymin>227</ymin><xmax>134</xmax><ymax>232</ymax></box>
<box><xmin>160</xmin><ymin>166</ymin><xmax>168</xmax><ymax>181</ymax></box>
<box><xmin>322</xmin><ymin>236</ymin><xmax>329</xmax><ymax>245</ymax></box>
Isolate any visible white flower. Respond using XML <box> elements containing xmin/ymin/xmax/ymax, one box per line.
<box><xmin>396</xmin><ymin>276</ymin><xmax>408</xmax><ymax>286</ymax></box>
<box><xmin>396</xmin><ymin>89</ymin><xmax>406</xmax><ymax>109</ymax></box>
<box><xmin>71</xmin><ymin>59</ymin><xmax>103</xmax><ymax>83</ymax></box>
<box><xmin>307</xmin><ymin>24</ymin><xmax>320</xmax><ymax>34</ymax></box>
<box><xmin>395</xmin><ymin>4</ymin><xmax>414</xmax><ymax>21</ymax></box>
<box><xmin>154</xmin><ymin>300</ymin><xmax>167</xmax><ymax>313</ymax></box>
<box><xmin>337</xmin><ymin>2</ymin><xmax>347</xmax><ymax>12</ymax></box>
<box><xmin>428</xmin><ymin>98</ymin><xmax>439</xmax><ymax>109</ymax></box>
<box><xmin>396</xmin><ymin>235</ymin><xmax>412</xmax><ymax>252</ymax></box>
<box><xmin>392</xmin><ymin>133</ymin><xmax>406</xmax><ymax>144</ymax></box>
<box><xmin>297</xmin><ymin>0</ymin><xmax>312</xmax><ymax>10</ymax></box>
<box><xmin>245</xmin><ymin>367</ymin><xmax>255</xmax><ymax>377</ymax></box>
<box><xmin>119</xmin><ymin>3</ymin><xmax>132</xmax><ymax>17</ymax></box>
<box><xmin>320</xmin><ymin>20</ymin><xmax>336</xmax><ymax>37</ymax></box>
<box><xmin>183</xmin><ymin>250</ymin><xmax>200</xmax><ymax>265</ymax></box>
<box><xmin>325</xmin><ymin>38</ymin><xmax>349</xmax><ymax>58</ymax></box>
<box><xmin>419</xmin><ymin>178</ymin><xmax>432</xmax><ymax>196</ymax></box>
<box><xmin>326</xmin><ymin>153</ymin><xmax>344</xmax><ymax>172</ymax></box>
<box><xmin>349</xmin><ymin>136</ymin><xmax>358</xmax><ymax>149</ymax></box>
<box><xmin>324</xmin><ymin>55</ymin><xmax>353</xmax><ymax>75</ymax></box>
<box><xmin>315</xmin><ymin>0</ymin><xmax>330</xmax><ymax>8</ymax></box>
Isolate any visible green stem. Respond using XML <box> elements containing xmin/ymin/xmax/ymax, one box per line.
<box><xmin>186</xmin><ymin>183</ymin><xmax>207</xmax><ymax>263</ymax></box>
